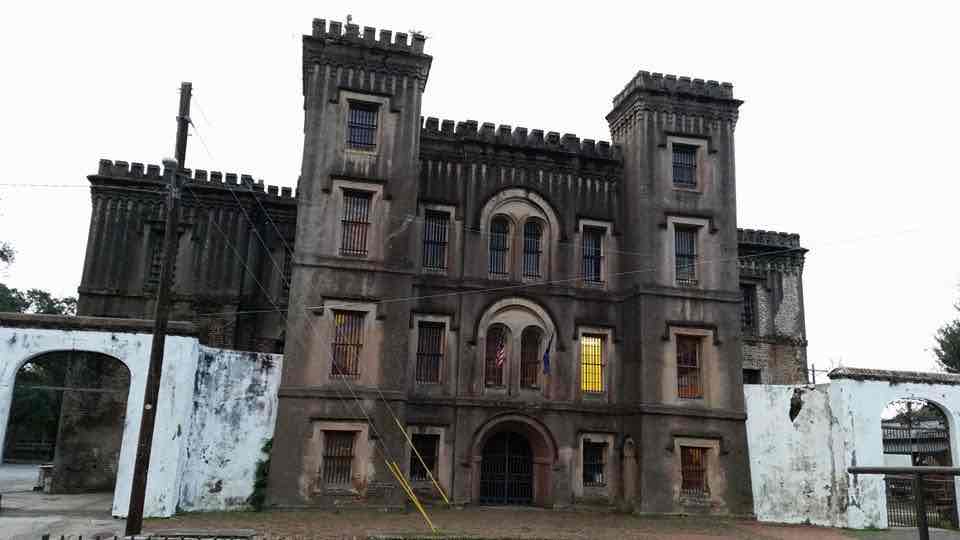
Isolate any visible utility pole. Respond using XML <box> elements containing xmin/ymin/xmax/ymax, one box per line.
<box><xmin>125</xmin><ymin>81</ymin><xmax>190</xmax><ymax>535</ymax></box>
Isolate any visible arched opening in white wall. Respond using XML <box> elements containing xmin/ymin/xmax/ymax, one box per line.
<box><xmin>881</xmin><ymin>398</ymin><xmax>957</xmax><ymax>528</ymax></box>
<box><xmin>2</xmin><ymin>350</ymin><xmax>130</xmax><ymax>506</ymax></box>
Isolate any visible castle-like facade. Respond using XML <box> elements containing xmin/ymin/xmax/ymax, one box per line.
<box><xmin>78</xmin><ymin>18</ymin><xmax>806</xmax><ymax>513</ymax></box>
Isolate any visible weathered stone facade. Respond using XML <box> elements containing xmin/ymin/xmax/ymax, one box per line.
<box><xmin>74</xmin><ymin>18</ymin><xmax>808</xmax><ymax>515</ymax></box>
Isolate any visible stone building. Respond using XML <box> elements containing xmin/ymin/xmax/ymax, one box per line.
<box><xmin>76</xmin><ymin>18</ymin><xmax>807</xmax><ymax>513</ymax></box>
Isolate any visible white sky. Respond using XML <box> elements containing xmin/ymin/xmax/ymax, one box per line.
<box><xmin>1</xmin><ymin>1</ymin><xmax>958</xmax><ymax>374</ymax></box>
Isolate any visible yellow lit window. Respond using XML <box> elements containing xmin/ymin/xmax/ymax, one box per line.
<box><xmin>580</xmin><ymin>334</ymin><xmax>605</xmax><ymax>393</ymax></box>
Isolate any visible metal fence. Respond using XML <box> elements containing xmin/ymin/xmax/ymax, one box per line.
<box><xmin>885</xmin><ymin>475</ymin><xmax>958</xmax><ymax>528</ymax></box>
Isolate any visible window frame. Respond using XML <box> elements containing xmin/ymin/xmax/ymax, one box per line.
<box><xmin>581</xmin><ymin>226</ymin><xmax>605</xmax><ymax>284</ymax></box>
<box><xmin>331</xmin><ymin>310</ymin><xmax>365</xmax><ymax>379</ymax></box>
<box><xmin>520</xmin><ymin>326</ymin><xmax>543</xmax><ymax>389</ymax></box>
<box><xmin>422</xmin><ymin>209</ymin><xmax>451</xmax><ymax>272</ymax></box>
<box><xmin>346</xmin><ymin>100</ymin><xmax>379</xmax><ymax>150</ymax></box>
<box><xmin>521</xmin><ymin>219</ymin><xmax>544</xmax><ymax>280</ymax></box>
<box><xmin>339</xmin><ymin>188</ymin><xmax>374</xmax><ymax>258</ymax></box>
<box><xmin>488</xmin><ymin>215</ymin><xmax>512</xmax><ymax>278</ymax></box>
<box><xmin>409</xmin><ymin>433</ymin><xmax>440</xmax><ymax>482</ymax></box>
<box><xmin>679</xmin><ymin>445</ymin><xmax>710</xmax><ymax>498</ymax></box>
<box><xmin>415</xmin><ymin>320</ymin><xmax>445</xmax><ymax>384</ymax></box>
<box><xmin>580</xmin><ymin>333</ymin><xmax>607</xmax><ymax>395</ymax></box>
<box><xmin>320</xmin><ymin>430</ymin><xmax>356</xmax><ymax>487</ymax></box>
<box><xmin>484</xmin><ymin>324</ymin><xmax>509</xmax><ymax>388</ymax></box>
<box><xmin>676</xmin><ymin>334</ymin><xmax>703</xmax><ymax>400</ymax></box>
<box><xmin>740</xmin><ymin>283</ymin><xmax>758</xmax><ymax>335</ymax></box>
<box><xmin>582</xmin><ymin>440</ymin><xmax>608</xmax><ymax>487</ymax></box>
<box><xmin>671</xmin><ymin>143</ymin><xmax>699</xmax><ymax>188</ymax></box>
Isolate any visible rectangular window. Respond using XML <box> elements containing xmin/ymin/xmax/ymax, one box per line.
<box><xmin>740</xmin><ymin>284</ymin><xmax>757</xmax><ymax>334</ymax></box>
<box><xmin>520</xmin><ymin>329</ymin><xmax>542</xmax><ymax>389</ymax></box>
<box><xmin>675</xmin><ymin>227</ymin><xmax>698</xmax><ymax>287</ymax></box>
<box><xmin>582</xmin><ymin>227</ymin><xmax>604</xmax><ymax>283</ymax></box>
<box><xmin>582</xmin><ymin>441</ymin><xmax>607</xmax><ymax>487</ymax></box>
<box><xmin>340</xmin><ymin>190</ymin><xmax>372</xmax><ymax>257</ymax></box>
<box><xmin>522</xmin><ymin>222</ymin><xmax>543</xmax><ymax>279</ymax></box>
<box><xmin>422</xmin><ymin>211</ymin><xmax>450</xmax><ymax>271</ymax></box>
<box><xmin>672</xmin><ymin>144</ymin><xmax>698</xmax><ymax>188</ymax></box>
<box><xmin>580</xmin><ymin>334</ymin><xmax>605</xmax><ymax>393</ymax></box>
<box><xmin>409</xmin><ymin>433</ymin><xmax>440</xmax><ymax>482</ymax></box>
<box><xmin>488</xmin><ymin>218</ymin><xmax>510</xmax><ymax>277</ymax></box>
<box><xmin>321</xmin><ymin>431</ymin><xmax>355</xmax><ymax>486</ymax></box>
<box><xmin>680</xmin><ymin>446</ymin><xmax>709</xmax><ymax>497</ymax></box>
<box><xmin>677</xmin><ymin>335</ymin><xmax>702</xmax><ymax>399</ymax></box>
<box><xmin>415</xmin><ymin>321</ymin><xmax>444</xmax><ymax>384</ymax></box>
<box><xmin>743</xmin><ymin>368</ymin><xmax>761</xmax><ymax>384</ymax></box>
<box><xmin>331</xmin><ymin>310</ymin><xmax>364</xmax><ymax>378</ymax></box>
<box><xmin>347</xmin><ymin>101</ymin><xmax>378</xmax><ymax>149</ymax></box>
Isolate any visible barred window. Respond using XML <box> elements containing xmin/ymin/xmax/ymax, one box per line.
<box><xmin>409</xmin><ymin>433</ymin><xmax>439</xmax><ymax>482</ymax></box>
<box><xmin>672</xmin><ymin>144</ymin><xmax>698</xmax><ymax>188</ymax></box>
<box><xmin>580</xmin><ymin>334</ymin><xmax>605</xmax><ymax>393</ymax></box>
<box><xmin>321</xmin><ymin>431</ymin><xmax>355</xmax><ymax>486</ymax></box>
<box><xmin>582</xmin><ymin>227</ymin><xmax>604</xmax><ymax>283</ymax></box>
<box><xmin>520</xmin><ymin>327</ymin><xmax>542</xmax><ymax>388</ymax></box>
<box><xmin>331</xmin><ymin>310</ymin><xmax>364</xmax><ymax>378</ymax></box>
<box><xmin>422</xmin><ymin>211</ymin><xmax>450</xmax><ymax>271</ymax></box>
<box><xmin>282</xmin><ymin>249</ymin><xmax>293</xmax><ymax>298</ymax></box>
<box><xmin>489</xmin><ymin>217</ymin><xmax>510</xmax><ymax>277</ymax></box>
<box><xmin>340</xmin><ymin>190</ymin><xmax>372</xmax><ymax>257</ymax></box>
<box><xmin>740</xmin><ymin>284</ymin><xmax>757</xmax><ymax>334</ymax></box>
<box><xmin>347</xmin><ymin>101</ymin><xmax>378</xmax><ymax>149</ymax></box>
<box><xmin>485</xmin><ymin>326</ymin><xmax>507</xmax><ymax>387</ymax></box>
<box><xmin>680</xmin><ymin>446</ymin><xmax>709</xmax><ymax>497</ymax></box>
<box><xmin>522</xmin><ymin>221</ymin><xmax>543</xmax><ymax>278</ymax></box>
<box><xmin>677</xmin><ymin>335</ymin><xmax>702</xmax><ymax>399</ymax></box>
<box><xmin>415</xmin><ymin>321</ymin><xmax>444</xmax><ymax>384</ymax></box>
<box><xmin>582</xmin><ymin>441</ymin><xmax>607</xmax><ymax>487</ymax></box>
<box><xmin>144</xmin><ymin>240</ymin><xmax>163</xmax><ymax>292</ymax></box>
<box><xmin>675</xmin><ymin>227</ymin><xmax>698</xmax><ymax>287</ymax></box>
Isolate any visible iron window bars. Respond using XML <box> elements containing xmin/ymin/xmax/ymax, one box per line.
<box><xmin>583</xmin><ymin>441</ymin><xmax>608</xmax><ymax>487</ymax></box>
<box><xmin>347</xmin><ymin>101</ymin><xmax>378</xmax><ymax>149</ymax></box>
<box><xmin>415</xmin><ymin>321</ymin><xmax>444</xmax><ymax>384</ymax></box>
<box><xmin>485</xmin><ymin>327</ymin><xmax>507</xmax><ymax>387</ymax></box>
<box><xmin>582</xmin><ymin>227</ymin><xmax>604</xmax><ymax>283</ymax></box>
<box><xmin>675</xmin><ymin>227</ymin><xmax>698</xmax><ymax>287</ymax></box>
<box><xmin>740</xmin><ymin>284</ymin><xmax>757</xmax><ymax>334</ymax></box>
<box><xmin>680</xmin><ymin>446</ymin><xmax>709</xmax><ymax>497</ymax></box>
<box><xmin>340</xmin><ymin>190</ymin><xmax>372</xmax><ymax>257</ymax></box>
<box><xmin>677</xmin><ymin>335</ymin><xmax>703</xmax><ymax>399</ymax></box>
<box><xmin>520</xmin><ymin>327</ymin><xmax>542</xmax><ymax>388</ymax></box>
<box><xmin>672</xmin><ymin>143</ymin><xmax>698</xmax><ymax>188</ymax></box>
<box><xmin>489</xmin><ymin>217</ymin><xmax>510</xmax><ymax>277</ymax></box>
<box><xmin>331</xmin><ymin>310</ymin><xmax>364</xmax><ymax>378</ymax></box>
<box><xmin>321</xmin><ymin>431</ymin><xmax>355</xmax><ymax>486</ymax></box>
<box><xmin>580</xmin><ymin>334</ymin><xmax>605</xmax><ymax>393</ymax></box>
<box><xmin>409</xmin><ymin>433</ymin><xmax>440</xmax><ymax>482</ymax></box>
<box><xmin>522</xmin><ymin>221</ymin><xmax>543</xmax><ymax>278</ymax></box>
<box><xmin>422</xmin><ymin>211</ymin><xmax>450</xmax><ymax>271</ymax></box>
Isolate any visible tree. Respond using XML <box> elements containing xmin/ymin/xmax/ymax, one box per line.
<box><xmin>0</xmin><ymin>242</ymin><xmax>77</xmax><ymax>316</ymax></box>
<box><xmin>0</xmin><ymin>241</ymin><xmax>13</xmax><ymax>265</ymax></box>
<box><xmin>934</xmin><ymin>302</ymin><xmax>960</xmax><ymax>373</ymax></box>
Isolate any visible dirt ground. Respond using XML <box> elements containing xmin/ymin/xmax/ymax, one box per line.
<box><xmin>144</xmin><ymin>506</ymin><xmax>860</xmax><ymax>539</ymax></box>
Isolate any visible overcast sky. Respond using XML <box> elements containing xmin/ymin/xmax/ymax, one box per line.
<box><xmin>1</xmin><ymin>1</ymin><xmax>958</xmax><ymax>374</ymax></box>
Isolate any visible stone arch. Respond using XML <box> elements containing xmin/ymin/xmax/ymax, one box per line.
<box><xmin>468</xmin><ymin>412</ymin><xmax>558</xmax><ymax>506</ymax></box>
<box><xmin>474</xmin><ymin>297</ymin><xmax>558</xmax><ymax>395</ymax></box>
<box><xmin>478</xmin><ymin>188</ymin><xmax>561</xmax><ymax>280</ymax></box>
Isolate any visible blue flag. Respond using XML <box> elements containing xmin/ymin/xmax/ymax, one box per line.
<box><xmin>543</xmin><ymin>334</ymin><xmax>554</xmax><ymax>375</ymax></box>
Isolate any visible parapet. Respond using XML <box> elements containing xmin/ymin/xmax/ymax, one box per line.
<box><xmin>310</xmin><ymin>18</ymin><xmax>427</xmax><ymax>55</ymax></box>
<box><xmin>829</xmin><ymin>367</ymin><xmax>960</xmax><ymax>386</ymax></box>
<box><xmin>92</xmin><ymin>159</ymin><xmax>296</xmax><ymax>201</ymax></box>
<box><xmin>612</xmin><ymin>70</ymin><xmax>735</xmax><ymax>109</ymax></box>
<box><xmin>737</xmin><ymin>228</ymin><xmax>803</xmax><ymax>249</ymax></box>
<box><xmin>421</xmin><ymin>117</ymin><xmax>620</xmax><ymax>161</ymax></box>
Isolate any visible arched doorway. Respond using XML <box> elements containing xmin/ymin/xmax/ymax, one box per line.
<box><xmin>881</xmin><ymin>398</ymin><xmax>957</xmax><ymax>528</ymax></box>
<box><xmin>2</xmin><ymin>351</ymin><xmax>130</xmax><ymax>495</ymax></box>
<box><xmin>470</xmin><ymin>414</ymin><xmax>556</xmax><ymax>506</ymax></box>
<box><xmin>480</xmin><ymin>432</ymin><xmax>533</xmax><ymax>505</ymax></box>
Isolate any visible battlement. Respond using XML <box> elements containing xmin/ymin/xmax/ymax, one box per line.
<box><xmin>421</xmin><ymin>117</ymin><xmax>620</xmax><ymax>161</ymax></box>
<box><xmin>612</xmin><ymin>70</ymin><xmax>735</xmax><ymax>109</ymax></box>
<box><xmin>93</xmin><ymin>159</ymin><xmax>296</xmax><ymax>201</ymax></box>
<box><xmin>737</xmin><ymin>228</ymin><xmax>803</xmax><ymax>249</ymax></box>
<box><xmin>310</xmin><ymin>18</ymin><xmax>427</xmax><ymax>55</ymax></box>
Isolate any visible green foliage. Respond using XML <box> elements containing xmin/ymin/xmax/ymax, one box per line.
<box><xmin>0</xmin><ymin>242</ymin><xmax>14</xmax><ymax>265</ymax></box>
<box><xmin>934</xmin><ymin>303</ymin><xmax>960</xmax><ymax>373</ymax></box>
<box><xmin>248</xmin><ymin>438</ymin><xmax>273</xmax><ymax>511</ymax></box>
<box><xmin>0</xmin><ymin>285</ymin><xmax>77</xmax><ymax>315</ymax></box>
<box><xmin>5</xmin><ymin>356</ymin><xmax>69</xmax><ymax>460</ymax></box>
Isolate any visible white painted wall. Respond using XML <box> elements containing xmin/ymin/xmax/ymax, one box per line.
<box><xmin>0</xmin><ymin>325</ymin><xmax>282</xmax><ymax>518</ymax></box>
<box><xmin>177</xmin><ymin>346</ymin><xmax>282</xmax><ymax>512</ymax></box>
<box><xmin>746</xmin><ymin>376</ymin><xmax>960</xmax><ymax>529</ymax></box>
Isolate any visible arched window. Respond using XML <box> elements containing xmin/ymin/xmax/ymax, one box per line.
<box><xmin>485</xmin><ymin>326</ymin><xmax>508</xmax><ymax>387</ymax></box>
<box><xmin>489</xmin><ymin>217</ymin><xmax>510</xmax><ymax>277</ymax></box>
<box><xmin>520</xmin><ymin>327</ymin><xmax>542</xmax><ymax>388</ymax></box>
<box><xmin>522</xmin><ymin>221</ymin><xmax>543</xmax><ymax>279</ymax></box>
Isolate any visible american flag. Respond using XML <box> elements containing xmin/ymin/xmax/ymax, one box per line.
<box><xmin>495</xmin><ymin>333</ymin><xmax>507</xmax><ymax>367</ymax></box>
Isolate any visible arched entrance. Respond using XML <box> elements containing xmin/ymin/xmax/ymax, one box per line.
<box><xmin>480</xmin><ymin>432</ymin><xmax>533</xmax><ymax>505</ymax></box>
<box><xmin>881</xmin><ymin>398</ymin><xmax>957</xmax><ymax>528</ymax></box>
<box><xmin>2</xmin><ymin>351</ymin><xmax>130</xmax><ymax>496</ymax></box>
<box><xmin>470</xmin><ymin>414</ymin><xmax>556</xmax><ymax>506</ymax></box>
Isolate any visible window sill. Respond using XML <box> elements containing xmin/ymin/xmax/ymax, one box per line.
<box><xmin>345</xmin><ymin>147</ymin><xmax>379</xmax><ymax>157</ymax></box>
<box><xmin>672</xmin><ymin>185</ymin><xmax>700</xmax><ymax>193</ymax></box>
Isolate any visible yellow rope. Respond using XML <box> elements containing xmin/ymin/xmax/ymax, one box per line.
<box><xmin>394</xmin><ymin>417</ymin><xmax>451</xmax><ymax>506</ymax></box>
<box><xmin>386</xmin><ymin>459</ymin><xmax>438</xmax><ymax>533</ymax></box>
